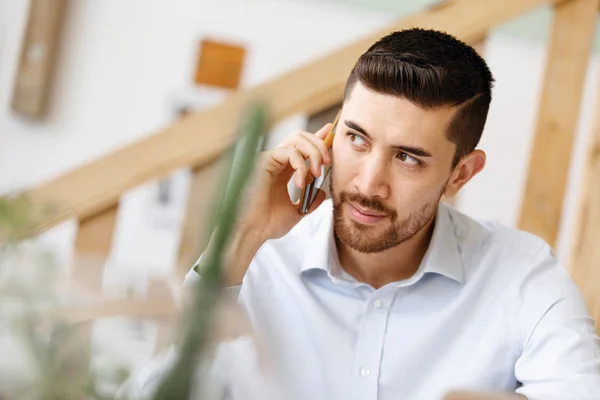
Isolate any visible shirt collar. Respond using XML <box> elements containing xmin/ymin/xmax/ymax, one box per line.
<box><xmin>299</xmin><ymin>200</ymin><xmax>464</xmax><ymax>285</ymax></box>
<box><xmin>416</xmin><ymin>202</ymin><xmax>464</xmax><ymax>284</ymax></box>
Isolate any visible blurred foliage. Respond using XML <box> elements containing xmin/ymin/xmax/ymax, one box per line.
<box><xmin>0</xmin><ymin>194</ymin><xmax>35</xmax><ymax>244</ymax></box>
<box><xmin>151</xmin><ymin>101</ymin><xmax>268</xmax><ymax>399</ymax></box>
<box><xmin>0</xmin><ymin>101</ymin><xmax>269</xmax><ymax>399</ymax></box>
<box><xmin>0</xmin><ymin>193</ymin><xmax>56</xmax><ymax>245</ymax></box>
<box><xmin>0</xmin><ymin>242</ymin><xmax>132</xmax><ymax>399</ymax></box>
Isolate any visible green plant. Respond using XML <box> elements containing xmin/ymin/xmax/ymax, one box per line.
<box><xmin>150</xmin><ymin>101</ymin><xmax>268</xmax><ymax>399</ymax></box>
<box><xmin>0</xmin><ymin>237</ymin><xmax>131</xmax><ymax>399</ymax></box>
<box><xmin>0</xmin><ymin>101</ymin><xmax>270</xmax><ymax>400</ymax></box>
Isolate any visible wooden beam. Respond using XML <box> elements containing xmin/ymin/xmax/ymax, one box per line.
<box><xmin>73</xmin><ymin>204</ymin><xmax>119</xmax><ymax>292</ymax></box>
<box><xmin>18</xmin><ymin>0</ymin><xmax>561</xmax><ymax>236</ymax></box>
<box><xmin>471</xmin><ymin>35</ymin><xmax>487</xmax><ymax>56</ymax></box>
<box><xmin>59</xmin><ymin>297</ymin><xmax>177</xmax><ymax>325</ymax></box>
<box><xmin>11</xmin><ymin>0</ymin><xmax>68</xmax><ymax>119</ymax></box>
<box><xmin>569</xmin><ymin>62</ymin><xmax>600</xmax><ymax>330</ymax></box>
<box><xmin>176</xmin><ymin>158</ymin><xmax>225</xmax><ymax>278</ymax></box>
<box><xmin>69</xmin><ymin>204</ymin><xmax>119</xmax><ymax>371</ymax></box>
<box><xmin>518</xmin><ymin>0</ymin><xmax>599</xmax><ymax>246</ymax></box>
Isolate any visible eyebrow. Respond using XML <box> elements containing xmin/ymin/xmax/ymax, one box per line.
<box><xmin>344</xmin><ymin>119</ymin><xmax>433</xmax><ymax>158</ymax></box>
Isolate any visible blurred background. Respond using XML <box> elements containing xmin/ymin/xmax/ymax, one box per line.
<box><xmin>1</xmin><ymin>0</ymin><xmax>599</xmax><ymax>387</ymax></box>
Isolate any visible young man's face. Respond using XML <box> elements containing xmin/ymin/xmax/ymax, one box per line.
<box><xmin>330</xmin><ymin>82</ymin><xmax>468</xmax><ymax>253</ymax></box>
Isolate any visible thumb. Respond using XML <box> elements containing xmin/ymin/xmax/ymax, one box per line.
<box><xmin>305</xmin><ymin>189</ymin><xmax>327</xmax><ymax>214</ymax></box>
<box><xmin>314</xmin><ymin>123</ymin><xmax>332</xmax><ymax>140</ymax></box>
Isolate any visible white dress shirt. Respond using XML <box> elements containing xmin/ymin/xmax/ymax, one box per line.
<box><xmin>122</xmin><ymin>199</ymin><xmax>600</xmax><ymax>400</ymax></box>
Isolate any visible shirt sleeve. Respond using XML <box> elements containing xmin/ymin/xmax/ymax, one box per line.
<box><xmin>513</xmin><ymin>245</ymin><xmax>600</xmax><ymax>400</ymax></box>
<box><xmin>182</xmin><ymin>254</ymin><xmax>243</xmax><ymax>298</ymax></box>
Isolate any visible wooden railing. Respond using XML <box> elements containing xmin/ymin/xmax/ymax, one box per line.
<box><xmin>21</xmin><ymin>0</ymin><xmax>559</xmax><ymax>234</ymax></box>
<box><xmin>5</xmin><ymin>0</ymin><xmax>600</xmax><ymax>353</ymax></box>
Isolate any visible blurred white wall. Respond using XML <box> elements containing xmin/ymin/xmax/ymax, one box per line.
<box><xmin>0</xmin><ymin>0</ymin><xmax>392</xmax><ymax>193</ymax></box>
<box><xmin>0</xmin><ymin>0</ymin><xmax>597</xmax><ymax>272</ymax></box>
<box><xmin>460</xmin><ymin>37</ymin><xmax>598</xmax><ymax>267</ymax></box>
<box><xmin>0</xmin><ymin>0</ymin><xmax>393</xmax><ymax>274</ymax></box>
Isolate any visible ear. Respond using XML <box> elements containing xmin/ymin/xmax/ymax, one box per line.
<box><xmin>444</xmin><ymin>150</ymin><xmax>486</xmax><ymax>198</ymax></box>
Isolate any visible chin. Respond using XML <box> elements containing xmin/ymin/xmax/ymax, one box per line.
<box><xmin>347</xmin><ymin>216</ymin><xmax>385</xmax><ymax>232</ymax></box>
<box><xmin>335</xmin><ymin>216</ymin><xmax>394</xmax><ymax>254</ymax></box>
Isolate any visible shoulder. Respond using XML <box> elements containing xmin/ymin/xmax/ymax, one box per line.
<box><xmin>447</xmin><ymin>205</ymin><xmax>547</xmax><ymax>256</ymax></box>
<box><xmin>446</xmin><ymin>205</ymin><xmax>581</xmax><ymax>314</ymax></box>
<box><xmin>446</xmin><ymin>204</ymin><xmax>555</xmax><ymax>277</ymax></box>
<box><xmin>446</xmin><ymin>205</ymin><xmax>590</xmax><ymax>337</ymax></box>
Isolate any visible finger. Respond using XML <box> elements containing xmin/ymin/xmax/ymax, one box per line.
<box><xmin>271</xmin><ymin>147</ymin><xmax>307</xmax><ymax>185</ymax></box>
<box><xmin>314</xmin><ymin>123</ymin><xmax>332</xmax><ymax>140</ymax></box>
<box><xmin>288</xmin><ymin>148</ymin><xmax>309</xmax><ymax>188</ymax></box>
<box><xmin>265</xmin><ymin>147</ymin><xmax>307</xmax><ymax>185</ymax></box>
<box><xmin>279</xmin><ymin>132</ymin><xmax>330</xmax><ymax>166</ymax></box>
<box><xmin>277</xmin><ymin>134</ymin><xmax>324</xmax><ymax>177</ymax></box>
<box><xmin>286</xmin><ymin>137</ymin><xmax>324</xmax><ymax>177</ymax></box>
<box><xmin>298</xmin><ymin>131</ymin><xmax>330</xmax><ymax>165</ymax></box>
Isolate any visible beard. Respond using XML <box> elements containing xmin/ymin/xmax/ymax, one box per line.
<box><xmin>330</xmin><ymin>178</ymin><xmax>443</xmax><ymax>254</ymax></box>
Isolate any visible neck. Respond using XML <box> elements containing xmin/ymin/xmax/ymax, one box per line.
<box><xmin>336</xmin><ymin>215</ymin><xmax>436</xmax><ymax>289</ymax></box>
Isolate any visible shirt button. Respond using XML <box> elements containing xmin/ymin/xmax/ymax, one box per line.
<box><xmin>360</xmin><ymin>367</ymin><xmax>370</xmax><ymax>377</ymax></box>
<box><xmin>373</xmin><ymin>299</ymin><xmax>383</xmax><ymax>309</ymax></box>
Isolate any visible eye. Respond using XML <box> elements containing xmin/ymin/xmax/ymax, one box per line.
<box><xmin>348</xmin><ymin>132</ymin><xmax>368</xmax><ymax>148</ymax></box>
<box><xmin>397</xmin><ymin>152</ymin><xmax>421</xmax><ymax>166</ymax></box>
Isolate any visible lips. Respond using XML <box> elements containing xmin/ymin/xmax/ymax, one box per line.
<box><xmin>347</xmin><ymin>202</ymin><xmax>387</xmax><ymax>224</ymax></box>
<box><xmin>352</xmin><ymin>204</ymin><xmax>386</xmax><ymax>217</ymax></box>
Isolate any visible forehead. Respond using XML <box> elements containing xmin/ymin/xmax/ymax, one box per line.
<box><xmin>342</xmin><ymin>82</ymin><xmax>457</xmax><ymax>149</ymax></box>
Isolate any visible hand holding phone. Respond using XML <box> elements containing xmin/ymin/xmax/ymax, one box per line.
<box><xmin>297</xmin><ymin>110</ymin><xmax>340</xmax><ymax>214</ymax></box>
<box><xmin>212</xmin><ymin>114</ymin><xmax>339</xmax><ymax>286</ymax></box>
<box><xmin>235</xmin><ymin>118</ymin><xmax>334</xmax><ymax>246</ymax></box>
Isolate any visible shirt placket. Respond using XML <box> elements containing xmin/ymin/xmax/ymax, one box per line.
<box><xmin>353</xmin><ymin>287</ymin><xmax>395</xmax><ymax>400</ymax></box>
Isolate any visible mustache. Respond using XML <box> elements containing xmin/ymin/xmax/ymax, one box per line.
<box><xmin>339</xmin><ymin>191</ymin><xmax>397</xmax><ymax>218</ymax></box>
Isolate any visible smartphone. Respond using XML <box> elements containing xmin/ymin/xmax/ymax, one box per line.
<box><xmin>297</xmin><ymin>110</ymin><xmax>340</xmax><ymax>214</ymax></box>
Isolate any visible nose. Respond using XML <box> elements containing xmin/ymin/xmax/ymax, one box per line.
<box><xmin>354</xmin><ymin>155</ymin><xmax>390</xmax><ymax>199</ymax></box>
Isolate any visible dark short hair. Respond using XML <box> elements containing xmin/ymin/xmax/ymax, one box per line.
<box><xmin>344</xmin><ymin>28</ymin><xmax>494</xmax><ymax>167</ymax></box>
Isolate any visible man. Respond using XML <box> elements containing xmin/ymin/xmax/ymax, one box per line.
<box><xmin>123</xmin><ymin>28</ymin><xmax>600</xmax><ymax>399</ymax></box>
<box><xmin>192</xmin><ymin>28</ymin><xmax>600</xmax><ymax>399</ymax></box>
